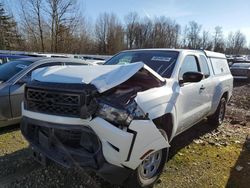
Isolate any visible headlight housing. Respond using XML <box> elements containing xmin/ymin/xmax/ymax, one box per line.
<box><xmin>96</xmin><ymin>100</ymin><xmax>148</xmax><ymax>127</ymax></box>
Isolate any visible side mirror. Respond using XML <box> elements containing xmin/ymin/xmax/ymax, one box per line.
<box><xmin>181</xmin><ymin>71</ymin><xmax>203</xmax><ymax>84</ymax></box>
<box><xmin>17</xmin><ymin>75</ymin><xmax>30</xmax><ymax>84</ymax></box>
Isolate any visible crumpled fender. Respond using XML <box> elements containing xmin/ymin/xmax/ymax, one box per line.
<box><xmin>122</xmin><ymin>119</ymin><xmax>170</xmax><ymax>169</ymax></box>
<box><xmin>135</xmin><ymin>84</ymin><xmax>177</xmax><ymax>119</ymax></box>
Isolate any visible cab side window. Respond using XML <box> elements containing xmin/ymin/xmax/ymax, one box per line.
<box><xmin>179</xmin><ymin>56</ymin><xmax>199</xmax><ymax>80</ymax></box>
<box><xmin>199</xmin><ymin>55</ymin><xmax>210</xmax><ymax>78</ymax></box>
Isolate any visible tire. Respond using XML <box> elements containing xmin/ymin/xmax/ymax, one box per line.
<box><xmin>208</xmin><ymin>97</ymin><xmax>226</xmax><ymax>126</ymax></box>
<box><xmin>123</xmin><ymin>130</ymin><xmax>169</xmax><ymax>188</ymax></box>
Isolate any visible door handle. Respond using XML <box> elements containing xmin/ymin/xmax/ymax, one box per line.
<box><xmin>200</xmin><ymin>85</ymin><xmax>206</xmax><ymax>90</ymax></box>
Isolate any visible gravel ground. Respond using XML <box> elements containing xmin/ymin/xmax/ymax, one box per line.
<box><xmin>0</xmin><ymin>81</ymin><xmax>249</xmax><ymax>188</ymax></box>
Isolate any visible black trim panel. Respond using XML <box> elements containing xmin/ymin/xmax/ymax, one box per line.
<box><xmin>125</xmin><ymin>128</ymin><xmax>137</xmax><ymax>162</ymax></box>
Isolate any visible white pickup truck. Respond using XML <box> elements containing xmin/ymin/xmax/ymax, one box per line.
<box><xmin>21</xmin><ymin>49</ymin><xmax>233</xmax><ymax>188</ymax></box>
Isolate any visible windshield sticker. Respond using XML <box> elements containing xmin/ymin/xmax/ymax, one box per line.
<box><xmin>151</xmin><ymin>56</ymin><xmax>172</xmax><ymax>62</ymax></box>
<box><xmin>16</xmin><ymin>64</ymin><xmax>28</xmax><ymax>69</ymax></box>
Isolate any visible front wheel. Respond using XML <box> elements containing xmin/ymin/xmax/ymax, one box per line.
<box><xmin>124</xmin><ymin>128</ymin><xmax>170</xmax><ymax>188</ymax></box>
<box><xmin>208</xmin><ymin>97</ymin><xmax>226</xmax><ymax>126</ymax></box>
<box><xmin>123</xmin><ymin>148</ymin><xmax>168</xmax><ymax>188</ymax></box>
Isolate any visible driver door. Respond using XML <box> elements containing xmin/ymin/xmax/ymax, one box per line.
<box><xmin>176</xmin><ymin>55</ymin><xmax>207</xmax><ymax>133</ymax></box>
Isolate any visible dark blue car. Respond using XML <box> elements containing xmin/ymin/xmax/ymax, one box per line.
<box><xmin>0</xmin><ymin>54</ymin><xmax>29</xmax><ymax>65</ymax></box>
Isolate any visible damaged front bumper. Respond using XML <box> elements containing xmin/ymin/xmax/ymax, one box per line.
<box><xmin>21</xmin><ymin>116</ymin><xmax>132</xmax><ymax>184</ymax></box>
<box><xmin>22</xmin><ymin>106</ymin><xmax>169</xmax><ymax>168</ymax></box>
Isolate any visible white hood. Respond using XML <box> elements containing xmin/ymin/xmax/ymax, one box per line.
<box><xmin>32</xmin><ymin>62</ymin><xmax>164</xmax><ymax>93</ymax></box>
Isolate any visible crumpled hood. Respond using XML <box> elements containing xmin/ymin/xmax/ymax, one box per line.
<box><xmin>32</xmin><ymin>62</ymin><xmax>164</xmax><ymax>93</ymax></box>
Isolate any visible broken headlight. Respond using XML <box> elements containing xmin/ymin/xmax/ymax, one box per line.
<box><xmin>96</xmin><ymin>100</ymin><xmax>148</xmax><ymax>127</ymax></box>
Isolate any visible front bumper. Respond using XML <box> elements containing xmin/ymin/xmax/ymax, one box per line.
<box><xmin>21</xmin><ymin>117</ymin><xmax>103</xmax><ymax>169</ymax></box>
<box><xmin>21</xmin><ymin>117</ymin><xmax>132</xmax><ymax>184</ymax></box>
<box><xmin>22</xmin><ymin>106</ymin><xmax>169</xmax><ymax>170</ymax></box>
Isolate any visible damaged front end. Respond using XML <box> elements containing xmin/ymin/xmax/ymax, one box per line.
<box><xmin>22</xmin><ymin>81</ymin><xmax>103</xmax><ymax>167</ymax></box>
<box><xmin>21</xmin><ymin>80</ymin><xmax>136</xmax><ymax>184</ymax></box>
<box><xmin>96</xmin><ymin>68</ymin><xmax>164</xmax><ymax>128</ymax></box>
<box><xmin>21</xmin><ymin>63</ymin><xmax>168</xmax><ymax>184</ymax></box>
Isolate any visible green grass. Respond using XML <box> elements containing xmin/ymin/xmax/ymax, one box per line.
<box><xmin>156</xmin><ymin>143</ymin><xmax>243</xmax><ymax>188</ymax></box>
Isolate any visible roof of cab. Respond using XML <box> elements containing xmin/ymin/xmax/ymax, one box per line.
<box><xmin>120</xmin><ymin>48</ymin><xmax>226</xmax><ymax>58</ymax></box>
<box><xmin>204</xmin><ymin>50</ymin><xmax>226</xmax><ymax>59</ymax></box>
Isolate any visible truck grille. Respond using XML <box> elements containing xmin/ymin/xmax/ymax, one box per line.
<box><xmin>26</xmin><ymin>88</ymin><xmax>81</xmax><ymax>117</ymax></box>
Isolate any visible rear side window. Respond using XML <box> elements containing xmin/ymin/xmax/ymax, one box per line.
<box><xmin>199</xmin><ymin>55</ymin><xmax>210</xmax><ymax>78</ymax></box>
<box><xmin>179</xmin><ymin>56</ymin><xmax>199</xmax><ymax>79</ymax></box>
<box><xmin>209</xmin><ymin>58</ymin><xmax>230</xmax><ymax>75</ymax></box>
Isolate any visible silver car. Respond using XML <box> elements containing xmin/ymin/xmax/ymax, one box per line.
<box><xmin>0</xmin><ymin>57</ymin><xmax>92</xmax><ymax>127</ymax></box>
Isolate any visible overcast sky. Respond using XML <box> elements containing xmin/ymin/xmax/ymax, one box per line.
<box><xmin>4</xmin><ymin>0</ymin><xmax>250</xmax><ymax>44</ymax></box>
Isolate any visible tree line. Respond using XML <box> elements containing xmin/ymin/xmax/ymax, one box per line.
<box><xmin>0</xmin><ymin>0</ymin><xmax>249</xmax><ymax>55</ymax></box>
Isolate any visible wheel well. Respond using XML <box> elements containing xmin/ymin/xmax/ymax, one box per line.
<box><xmin>153</xmin><ymin>113</ymin><xmax>173</xmax><ymax>140</ymax></box>
<box><xmin>222</xmin><ymin>92</ymin><xmax>229</xmax><ymax>102</ymax></box>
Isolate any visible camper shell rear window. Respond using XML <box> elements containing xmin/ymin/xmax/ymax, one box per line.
<box><xmin>209</xmin><ymin>57</ymin><xmax>230</xmax><ymax>75</ymax></box>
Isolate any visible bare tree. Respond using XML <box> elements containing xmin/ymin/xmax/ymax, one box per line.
<box><xmin>135</xmin><ymin>17</ymin><xmax>154</xmax><ymax>48</ymax></box>
<box><xmin>213</xmin><ymin>26</ymin><xmax>225</xmax><ymax>52</ymax></box>
<box><xmin>233</xmin><ymin>31</ymin><xmax>246</xmax><ymax>54</ymax></box>
<box><xmin>226</xmin><ymin>30</ymin><xmax>246</xmax><ymax>54</ymax></box>
<box><xmin>95</xmin><ymin>13</ymin><xmax>124</xmax><ymax>54</ymax></box>
<box><xmin>35</xmin><ymin>0</ymin><xmax>45</xmax><ymax>51</ymax></box>
<box><xmin>152</xmin><ymin>16</ymin><xmax>180</xmax><ymax>48</ymax></box>
<box><xmin>46</xmin><ymin>0</ymin><xmax>79</xmax><ymax>52</ymax></box>
<box><xmin>19</xmin><ymin>0</ymin><xmax>47</xmax><ymax>51</ymax></box>
<box><xmin>126</xmin><ymin>16</ymin><xmax>180</xmax><ymax>49</ymax></box>
<box><xmin>181</xmin><ymin>26</ymin><xmax>189</xmax><ymax>48</ymax></box>
<box><xmin>71</xmin><ymin>17</ymin><xmax>95</xmax><ymax>54</ymax></box>
<box><xmin>184</xmin><ymin>21</ymin><xmax>202</xmax><ymax>49</ymax></box>
<box><xmin>31</xmin><ymin>0</ymin><xmax>45</xmax><ymax>52</ymax></box>
<box><xmin>124</xmin><ymin>12</ymin><xmax>139</xmax><ymax>49</ymax></box>
<box><xmin>5</xmin><ymin>4</ymin><xmax>250</xmax><ymax>55</ymax></box>
<box><xmin>201</xmin><ymin>30</ymin><xmax>213</xmax><ymax>50</ymax></box>
<box><xmin>95</xmin><ymin>13</ymin><xmax>110</xmax><ymax>54</ymax></box>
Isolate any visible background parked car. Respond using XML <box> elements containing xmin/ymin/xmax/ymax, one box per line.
<box><xmin>85</xmin><ymin>59</ymin><xmax>106</xmax><ymax>65</ymax></box>
<box><xmin>35</xmin><ymin>53</ymin><xmax>71</xmax><ymax>58</ymax></box>
<box><xmin>226</xmin><ymin>55</ymin><xmax>234</xmax><ymax>66</ymax></box>
<box><xmin>0</xmin><ymin>57</ymin><xmax>92</xmax><ymax>127</ymax></box>
<box><xmin>0</xmin><ymin>54</ymin><xmax>29</xmax><ymax>65</ymax></box>
<box><xmin>234</xmin><ymin>55</ymin><xmax>247</xmax><ymax>62</ymax></box>
<box><xmin>230</xmin><ymin>62</ymin><xmax>250</xmax><ymax>81</ymax></box>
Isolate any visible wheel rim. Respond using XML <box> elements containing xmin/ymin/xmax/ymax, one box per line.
<box><xmin>138</xmin><ymin>150</ymin><xmax>162</xmax><ymax>179</ymax></box>
<box><xmin>218</xmin><ymin>101</ymin><xmax>225</xmax><ymax>124</ymax></box>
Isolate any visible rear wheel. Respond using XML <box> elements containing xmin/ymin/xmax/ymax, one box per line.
<box><xmin>208</xmin><ymin>97</ymin><xmax>226</xmax><ymax>126</ymax></box>
<box><xmin>123</xmin><ymin>130</ymin><xmax>169</xmax><ymax>188</ymax></box>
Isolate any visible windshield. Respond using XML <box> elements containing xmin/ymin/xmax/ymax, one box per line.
<box><xmin>0</xmin><ymin>60</ymin><xmax>33</xmax><ymax>82</ymax></box>
<box><xmin>104</xmin><ymin>50</ymin><xmax>179</xmax><ymax>78</ymax></box>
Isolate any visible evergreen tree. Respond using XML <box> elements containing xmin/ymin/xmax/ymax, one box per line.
<box><xmin>0</xmin><ymin>3</ymin><xmax>22</xmax><ymax>50</ymax></box>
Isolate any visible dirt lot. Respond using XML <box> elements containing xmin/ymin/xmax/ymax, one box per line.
<box><xmin>0</xmin><ymin>81</ymin><xmax>249</xmax><ymax>188</ymax></box>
